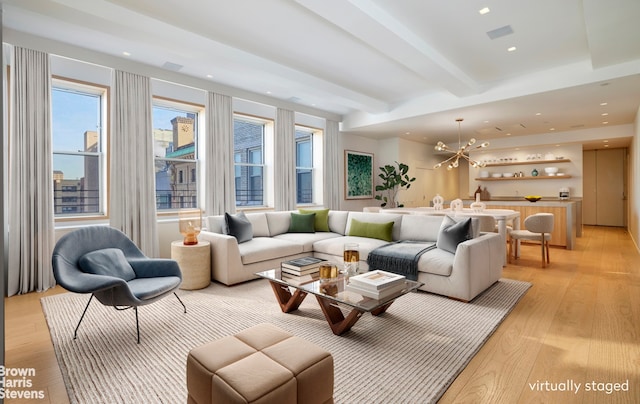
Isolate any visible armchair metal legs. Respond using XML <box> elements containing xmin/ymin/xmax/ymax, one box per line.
<box><xmin>73</xmin><ymin>293</ymin><xmax>187</xmax><ymax>344</ymax></box>
<box><xmin>74</xmin><ymin>294</ymin><xmax>95</xmax><ymax>340</ymax></box>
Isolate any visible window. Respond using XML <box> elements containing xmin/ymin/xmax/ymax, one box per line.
<box><xmin>234</xmin><ymin>117</ymin><xmax>265</xmax><ymax>206</ymax></box>
<box><xmin>52</xmin><ymin>80</ymin><xmax>106</xmax><ymax>217</ymax></box>
<box><xmin>153</xmin><ymin>101</ymin><xmax>200</xmax><ymax>211</ymax></box>
<box><xmin>295</xmin><ymin>129</ymin><xmax>313</xmax><ymax>204</ymax></box>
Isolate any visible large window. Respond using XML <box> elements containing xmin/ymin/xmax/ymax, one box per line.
<box><xmin>153</xmin><ymin>101</ymin><xmax>200</xmax><ymax>211</ymax></box>
<box><xmin>295</xmin><ymin>129</ymin><xmax>313</xmax><ymax>204</ymax></box>
<box><xmin>52</xmin><ymin>80</ymin><xmax>106</xmax><ymax>217</ymax></box>
<box><xmin>234</xmin><ymin>117</ymin><xmax>265</xmax><ymax>206</ymax></box>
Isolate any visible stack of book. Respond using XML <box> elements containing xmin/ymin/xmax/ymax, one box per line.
<box><xmin>280</xmin><ymin>256</ymin><xmax>326</xmax><ymax>277</ymax></box>
<box><xmin>345</xmin><ymin>270</ymin><xmax>407</xmax><ymax>299</ymax></box>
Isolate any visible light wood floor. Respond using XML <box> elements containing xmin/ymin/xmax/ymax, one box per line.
<box><xmin>4</xmin><ymin>225</ymin><xmax>640</xmax><ymax>403</ymax></box>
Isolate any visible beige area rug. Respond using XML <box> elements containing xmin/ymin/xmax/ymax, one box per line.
<box><xmin>42</xmin><ymin>278</ymin><xmax>530</xmax><ymax>404</ymax></box>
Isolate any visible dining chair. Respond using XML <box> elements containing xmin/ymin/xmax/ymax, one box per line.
<box><xmin>509</xmin><ymin>213</ymin><xmax>554</xmax><ymax>267</ymax></box>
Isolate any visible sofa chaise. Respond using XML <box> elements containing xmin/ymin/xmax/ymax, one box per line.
<box><xmin>198</xmin><ymin>210</ymin><xmax>504</xmax><ymax>302</ymax></box>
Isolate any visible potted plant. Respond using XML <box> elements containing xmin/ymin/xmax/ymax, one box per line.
<box><xmin>374</xmin><ymin>161</ymin><xmax>416</xmax><ymax>208</ymax></box>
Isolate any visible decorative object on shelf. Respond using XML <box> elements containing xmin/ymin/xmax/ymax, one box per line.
<box><xmin>531</xmin><ymin>168</ymin><xmax>539</xmax><ymax>177</ymax></box>
<box><xmin>433</xmin><ymin>118</ymin><xmax>489</xmax><ymax>170</ymax></box>
<box><xmin>432</xmin><ymin>194</ymin><xmax>444</xmax><ymax>210</ymax></box>
<box><xmin>178</xmin><ymin>208</ymin><xmax>202</xmax><ymax>245</ymax></box>
<box><xmin>374</xmin><ymin>161</ymin><xmax>416</xmax><ymax>208</ymax></box>
<box><xmin>474</xmin><ymin>185</ymin><xmax>482</xmax><ymax>200</ymax></box>
<box><xmin>545</xmin><ymin>153</ymin><xmax>555</xmax><ymax>160</ymax></box>
<box><xmin>544</xmin><ymin>167</ymin><xmax>559</xmax><ymax>176</ymax></box>
<box><xmin>450</xmin><ymin>198</ymin><xmax>464</xmax><ymax>211</ymax></box>
<box><xmin>524</xmin><ymin>195</ymin><xmax>542</xmax><ymax>202</ymax></box>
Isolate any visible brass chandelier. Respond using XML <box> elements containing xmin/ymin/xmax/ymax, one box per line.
<box><xmin>433</xmin><ymin>118</ymin><xmax>489</xmax><ymax>170</ymax></box>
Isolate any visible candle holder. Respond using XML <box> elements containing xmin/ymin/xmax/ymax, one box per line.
<box><xmin>179</xmin><ymin>208</ymin><xmax>202</xmax><ymax>245</ymax></box>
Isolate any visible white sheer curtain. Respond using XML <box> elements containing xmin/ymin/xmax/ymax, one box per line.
<box><xmin>274</xmin><ymin>108</ymin><xmax>296</xmax><ymax>211</ymax></box>
<box><xmin>110</xmin><ymin>70</ymin><xmax>158</xmax><ymax>256</ymax></box>
<box><xmin>7</xmin><ymin>47</ymin><xmax>56</xmax><ymax>296</ymax></box>
<box><xmin>204</xmin><ymin>92</ymin><xmax>235</xmax><ymax>215</ymax></box>
<box><xmin>323</xmin><ymin>119</ymin><xmax>341</xmax><ymax>209</ymax></box>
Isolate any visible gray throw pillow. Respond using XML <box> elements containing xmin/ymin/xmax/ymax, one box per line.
<box><xmin>78</xmin><ymin>248</ymin><xmax>136</xmax><ymax>281</ymax></box>
<box><xmin>224</xmin><ymin>212</ymin><xmax>253</xmax><ymax>243</ymax></box>
<box><xmin>436</xmin><ymin>216</ymin><xmax>472</xmax><ymax>254</ymax></box>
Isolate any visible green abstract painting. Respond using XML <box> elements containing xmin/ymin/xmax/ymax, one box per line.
<box><xmin>345</xmin><ymin>150</ymin><xmax>373</xmax><ymax>199</ymax></box>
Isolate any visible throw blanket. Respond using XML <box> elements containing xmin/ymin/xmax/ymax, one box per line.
<box><xmin>367</xmin><ymin>241</ymin><xmax>436</xmax><ymax>281</ymax></box>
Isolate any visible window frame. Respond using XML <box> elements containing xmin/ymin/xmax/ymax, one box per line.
<box><xmin>295</xmin><ymin>128</ymin><xmax>314</xmax><ymax>205</ymax></box>
<box><xmin>233</xmin><ymin>114</ymin><xmax>271</xmax><ymax>208</ymax></box>
<box><xmin>51</xmin><ymin>76</ymin><xmax>109</xmax><ymax>221</ymax></box>
<box><xmin>152</xmin><ymin>97</ymin><xmax>203</xmax><ymax>214</ymax></box>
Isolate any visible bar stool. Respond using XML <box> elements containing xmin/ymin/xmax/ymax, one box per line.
<box><xmin>509</xmin><ymin>213</ymin><xmax>554</xmax><ymax>267</ymax></box>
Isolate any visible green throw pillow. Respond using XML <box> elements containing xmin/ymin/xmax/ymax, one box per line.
<box><xmin>289</xmin><ymin>212</ymin><xmax>316</xmax><ymax>233</ymax></box>
<box><xmin>298</xmin><ymin>208</ymin><xmax>330</xmax><ymax>232</ymax></box>
<box><xmin>348</xmin><ymin>218</ymin><xmax>394</xmax><ymax>242</ymax></box>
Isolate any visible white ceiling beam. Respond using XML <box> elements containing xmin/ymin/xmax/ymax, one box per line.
<box><xmin>295</xmin><ymin>0</ymin><xmax>480</xmax><ymax>97</ymax></box>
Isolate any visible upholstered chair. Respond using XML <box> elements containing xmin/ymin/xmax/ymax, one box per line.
<box><xmin>509</xmin><ymin>213</ymin><xmax>554</xmax><ymax>267</ymax></box>
<box><xmin>51</xmin><ymin>226</ymin><xmax>186</xmax><ymax>343</ymax></box>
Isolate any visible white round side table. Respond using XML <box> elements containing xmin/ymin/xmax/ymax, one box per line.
<box><xmin>171</xmin><ymin>240</ymin><xmax>211</xmax><ymax>290</ymax></box>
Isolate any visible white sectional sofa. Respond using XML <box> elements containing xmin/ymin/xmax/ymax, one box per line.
<box><xmin>199</xmin><ymin>210</ymin><xmax>504</xmax><ymax>302</ymax></box>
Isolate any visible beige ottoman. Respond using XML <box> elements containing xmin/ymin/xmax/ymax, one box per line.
<box><xmin>187</xmin><ymin>323</ymin><xmax>334</xmax><ymax>404</ymax></box>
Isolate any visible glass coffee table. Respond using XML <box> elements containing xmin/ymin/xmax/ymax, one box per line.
<box><xmin>256</xmin><ymin>269</ymin><xmax>423</xmax><ymax>336</ymax></box>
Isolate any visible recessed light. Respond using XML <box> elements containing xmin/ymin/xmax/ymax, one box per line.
<box><xmin>405</xmin><ymin>132</ymin><xmax>411</xmax><ymax>135</ymax></box>
<box><xmin>549</xmin><ymin>128</ymin><xmax>555</xmax><ymax>131</ymax></box>
<box><xmin>603</xmin><ymin>121</ymin><xmax>609</xmax><ymax>124</ymax></box>
<box><xmin>604</xmin><ymin>144</ymin><xmax>609</xmax><ymax>147</ymax></box>
<box><xmin>601</xmin><ymin>113</ymin><xmax>609</xmax><ymax>116</ymax></box>
<box><xmin>600</xmin><ymin>102</ymin><xmax>608</xmax><ymax>106</ymax></box>
<box><xmin>266</xmin><ymin>91</ymin><xmax>272</xmax><ymax>94</ymax></box>
<box><xmin>122</xmin><ymin>51</ymin><xmax>131</xmax><ymax>56</ymax></box>
<box><xmin>507</xmin><ymin>46</ymin><xmax>517</xmax><ymax>52</ymax></box>
<box><xmin>506</xmin><ymin>133</ymin><xmax>511</xmax><ymax>136</ymax></box>
<box><xmin>603</xmin><ymin>140</ymin><xmax>609</xmax><ymax>143</ymax></box>
<box><xmin>479</xmin><ymin>7</ymin><xmax>490</xmax><ymax>15</ymax></box>
<box><xmin>535</xmin><ymin>112</ymin><xmax>542</xmax><ymax>116</ymax></box>
<box><xmin>206</xmin><ymin>74</ymin><xmax>213</xmax><ymax>78</ymax></box>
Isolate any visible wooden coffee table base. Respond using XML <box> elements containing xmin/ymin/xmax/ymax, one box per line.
<box><xmin>267</xmin><ymin>280</ymin><xmax>394</xmax><ymax>335</ymax></box>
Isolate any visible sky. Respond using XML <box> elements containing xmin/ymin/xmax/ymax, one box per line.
<box><xmin>52</xmin><ymin>89</ymin><xmax>182</xmax><ymax>179</ymax></box>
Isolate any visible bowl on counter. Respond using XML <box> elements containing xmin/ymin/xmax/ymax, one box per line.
<box><xmin>524</xmin><ymin>195</ymin><xmax>542</xmax><ymax>202</ymax></box>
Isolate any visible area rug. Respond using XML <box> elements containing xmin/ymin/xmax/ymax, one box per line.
<box><xmin>42</xmin><ymin>278</ymin><xmax>530</xmax><ymax>404</ymax></box>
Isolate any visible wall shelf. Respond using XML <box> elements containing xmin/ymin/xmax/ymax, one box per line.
<box><xmin>483</xmin><ymin>158</ymin><xmax>571</xmax><ymax>167</ymax></box>
<box><xmin>475</xmin><ymin>175</ymin><xmax>573</xmax><ymax>181</ymax></box>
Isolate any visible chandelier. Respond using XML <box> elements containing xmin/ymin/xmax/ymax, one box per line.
<box><xmin>433</xmin><ymin>118</ymin><xmax>489</xmax><ymax>170</ymax></box>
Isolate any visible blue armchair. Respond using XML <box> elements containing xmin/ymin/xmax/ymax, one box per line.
<box><xmin>51</xmin><ymin>226</ymin><xmax>186</xmax><ymax>343</ymax></box>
